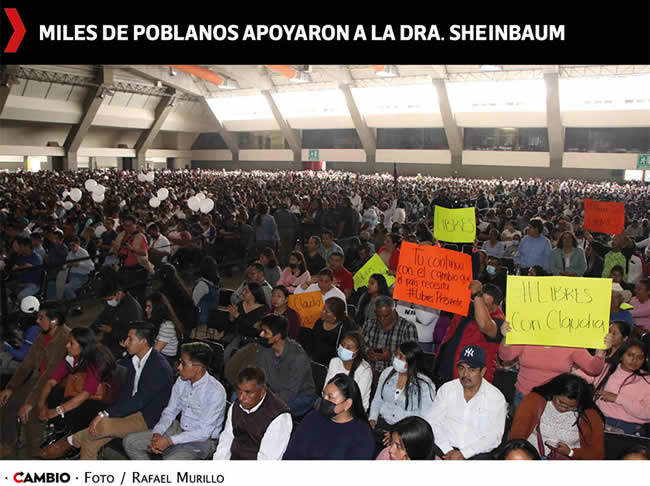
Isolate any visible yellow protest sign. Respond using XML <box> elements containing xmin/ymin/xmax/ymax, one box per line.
<box><xmin>505</xmin><ymin>276</ymin><xmax>612</xmax><ymax>349</ymax></box>
<box><xmin>433</xmin><ymin>206</ymin><xmax>476</xmax><ymax>243</ymax></box>
<box><xmin>353</xmin><ymin>253</ymin><xmax>396</xmax><ymax>290</ymax></box>
<box><xmin>288</xmin><ymin>291</ymin><xmax>324</xmax><ymax>329</ymax></box>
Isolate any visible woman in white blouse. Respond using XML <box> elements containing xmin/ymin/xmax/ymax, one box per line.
<box><xmin>324</xmin><ymin>331</ymin><xmax>373</xmax><ymax>411</ymax></box>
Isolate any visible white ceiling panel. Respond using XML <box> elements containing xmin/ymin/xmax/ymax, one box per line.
<box><xmin>22</xmin><ymin>81</ymin><xmax>50</xmax><ymax>98</ymax></box>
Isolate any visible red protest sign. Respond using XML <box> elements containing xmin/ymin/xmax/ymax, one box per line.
<box><xmin>393</xmin><ymin>242</ymin><xmax>472</xmax><ymax>316</ymax></box>
<box><xmin>583</xmin><ymin>198</ymin><xmax>625</xmax><ymax>235</ymax></box>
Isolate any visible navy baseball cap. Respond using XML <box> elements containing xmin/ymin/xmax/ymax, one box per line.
<box><xmin>457</xmin><ymin>345</ymin><xmax>486</xmax><ymax>369</ymax></box>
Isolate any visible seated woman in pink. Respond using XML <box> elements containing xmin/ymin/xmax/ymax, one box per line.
<box><xmin>574</xmin><ymin>339</ymin><xmax>650</xmax><ymax>436</ymax></box>
<box><xmin>499</xmin><ymin>321</ymin><xmax>611</xmax><ymax>409</ymax></box>
<box><xmin>276</xmin><ymin>251</ymin><xmax>310</xmax><ymax>293</ymax></box>
<box><xmin>630</xmin><ymin>279</ymin><xmax>650</xmax><ymax>333</ymax></box>
<box><xmin>376</xmin><ymin>416</ymin><xmax>441</xmax><ymax>460</ymax></box>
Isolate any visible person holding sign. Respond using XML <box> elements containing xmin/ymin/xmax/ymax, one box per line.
<box><xmin>377</xmin><ymin>233</ymin><xmax>402</xmax><ymax>274</ymax></box>
<box><xmin>514</xmin><ymin>219</ymin><xmax>552</xmax><ymax>276</ymax></box>
<box><xmin>574</xmin><ymin>339</ymin><xmax>650</xmax><ymax>436</ymax></box>
<box><xmin>294</xmin><ymin>267</ymin><xmax>347</xmax><ymax>304</ymax></box>
<box><xmin>509</xmin><ymin>373</ymin><xmax>605</xmax><ymax>460</ymax></box>
<box><xmin>499</xmin><ymin>322</ymin><xmax>611</xmax><ymax>409</ymax></box>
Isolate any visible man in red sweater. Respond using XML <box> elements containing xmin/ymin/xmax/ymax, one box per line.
<box><xmin>433</xmin><ymin>282</ymin><xmax>504</xmax><ymax>387</ymax></box>
<box><xmin>328</xmin><ymin>252</ymin><xmax>354</xmax><ymax>300</ymax></box>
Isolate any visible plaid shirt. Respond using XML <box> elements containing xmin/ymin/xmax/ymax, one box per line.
<box><xmin>362</xmin><ymin>315</ymin><xmax>418</xmax><ymax>374</ymax></box>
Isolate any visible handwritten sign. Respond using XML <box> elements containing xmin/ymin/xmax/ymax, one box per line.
<box><xmin>393</xmin><ymin>241</ymin><xmax>472</xmax><ymax>316</ymax></box>
<box><xmin>433</xmin><ymin>206</ymin><xmax>476</xmax><ymax>243</ymax></box>
<box><xmin>353</xmin><ymin>253</ymin><xmax>395</xmax><ymax>290</ymax></box>
<box><xmin>288</xmin><ymin>291</ymin><xmax>324</xmax><ymax>329</ymax></box>
<box><xmin>583</xmin><ymin>198</ymin><xmax>625</xmax><ymax>235</ymax></box>
<box><xmin>505</xmin><ymin>276</ymin><xmax>612</xmax><ymax>349</ymax></box>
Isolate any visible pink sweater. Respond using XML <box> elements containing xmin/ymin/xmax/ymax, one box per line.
<box><xmin>276</xmin><ymin>268</ymin><xmax>311</xmax><ymax>292</ymax></box>
<box><xmin>629</xmin><ymin>297</ymin><xmax>650</xmax><ymax>332</ymax></box>
<box><xmin>499</xmin><ymin>344</ymin><xmax>605</xmax><ymax>395</ymax></box>
<box><xmin>575</xmin><ymin>365</ymin><xmax>650</xmax><ymax>424</ymax></box>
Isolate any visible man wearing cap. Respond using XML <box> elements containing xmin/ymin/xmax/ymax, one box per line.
<box><xmin>427</xmin><ymin>345</ymin><xmax>507</xmax><ymax>460</ymax></box>
<box><xmin>610</xmin><ymin>283</ymin><xmax>635</xmax><ymax>327</ymax></box>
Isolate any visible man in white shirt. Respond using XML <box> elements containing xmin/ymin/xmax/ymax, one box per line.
<box><xmin>213</xmin><ymin>366</ymin><xmax>292</xmax><ymax>460</ymax></box>
<box><xmin>147</xmin><ymin>223</ymin><xmax>171</xmax><ymax>268</ymax></box>
<box><xmin>426</xmin><ymin>344</ymin><xmax>507</xmax><ymax>460</ymax></box>
<box><xmin>293</xmin><ymin>268</ymin><xmax>347</xmax><ymax>304</ymax></box>
<box><xmin>62</xmin><ymin>236</ymin><xmax>94</xmax><ymax>302</ymax></box>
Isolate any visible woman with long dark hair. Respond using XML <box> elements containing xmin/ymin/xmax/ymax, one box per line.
<box><xmin>192</xmin><ymin>256</ymin><xmax>220</xmax><ymax>327</ymax></box>
<box><xmin>269</xmin><ymin>285</ymin><xmax>302</xmax><ymax>339</ymax></box>
<box><xmin>323</xmin><ymin>331</ymin><xmax>373</xmax><ymax>411</ymax></box>
<box><xmin>355</xmin><ymin>273</ymin><xmax>390</xmax><ymax>326</ymax></box>
<box><xmin>283</xmin><ymin>373</ymin><xmax>375</xmax><ymax>460</ymax></box>
<box><xmin>376</xmin><ymin>416</ymin><xmax>440</xmax><ymax>460</ymax></box>
<box><xmin>509</xmin><ymin>373</ymin><xmax>605</xmax><ymax>459</ymax></box>
<box><xmin>377</xmin><ymin>233</ymin><xmax>402</xmax><ymax>274</ymax></box>
<box><xmin>299</xmin><ymin>297</ymin><xmax>358</xmax><ymax>366</ymax></box>
<box><xmin>37</xmin><ymin>328</ymin><xmax>119</xmax><ymax>452</ymax></box>
<box><xmin>276</xmin><ymin>251</ymin><xmax>310</xmax><ymax>293</ymax></box>
<box><xmin>145</xmin><ymin>292</ymin><xmax>184</xmax><ymax>363</ymax></box>
<box><xmin>574</xmin><ymin>339</ymin><xmax>649</xmax><ymax>436</ymax></box>
<box><xmin>368</xmin><ymin>341</ymin><xmax>436</xmax><ymax>448</ymax></box>
<box><xmin>606</xmin><ymin>320</ymin><xmax>631</xmax><ymax>359</ymax></box>
<box><xmin>159</xmin><ymin>263</ymin><xmax>198</xmax><ymax>338</ymax></box>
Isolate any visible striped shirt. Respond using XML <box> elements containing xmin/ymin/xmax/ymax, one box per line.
<box><xmin>156</xmin><ymin>320</ymin><xmax>179</xmax><ymax>357</ymax></box>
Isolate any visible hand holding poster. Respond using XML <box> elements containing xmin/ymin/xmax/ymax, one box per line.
<box><xmin>353</xmin><ymin>253</ymin><xmax>395</xmax><ymax>290</ymax></box>
<box><xmin>433</xmin><ymin>206</ymin><xmax>476</xmax><ymax>243</ymax></box>
<box><xmin>583</xmin><ymin>198</ymin><xmax>625</xmax><ymax>235</ymax></box>
<box><xmin>288</xmin><ymin>291</ymin><xmax>324</xmax><ymax>329</ymax></box>
<box><xmin>393</xmin><ymin>241</ymin><xmax>472</xmax><ymax>316</ymax></box>
<box><xmin>505</xmin><ymin>275</ymin><xmax>612</xmax><ymax>349</ymax></box>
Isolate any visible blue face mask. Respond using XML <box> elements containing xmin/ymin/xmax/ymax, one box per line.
<box><xmin>393</xmin><ymin>357</ymin><xmax>408</xmax><ymax>374</ymax></box>
<box><xmin>337</xmin><ymin>345</ymin><xmax>355</xmax><ymax>362</ymax></box>
<box><xmin>486</xmin><ymin>265</ymin><xmax>496</xmax><ymax>275</ymax></box>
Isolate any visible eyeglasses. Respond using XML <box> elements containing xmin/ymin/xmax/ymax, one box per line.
<box><xmin>177</xmin><ymin>359</ymin><xmax>196</xmax><ymax>368</ymax></box>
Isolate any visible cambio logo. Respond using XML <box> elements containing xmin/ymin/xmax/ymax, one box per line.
<box><xmin>13</xmin><ymin>473</ymin><xmax>71</xmax><ymax>483</ymax></box>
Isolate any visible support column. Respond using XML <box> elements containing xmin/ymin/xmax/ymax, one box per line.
<box><xmin>545</xmin><ymin>72</ymin><xmax>564</xmax><ymax>174</ymax></box>
<box><xmin>0</xmin><ymin>86</ymin><xmax>10</xmax><ymax>117</ymax></box>
<box><xmin>432</xmin><ymin>79</ymin><xmax>463</xmax><ymax>177</ymax></box>
<box><xmin>135</xmin><ymin>89</ymin><xmax>177</xmax><ymax>170</ymax></box>
<box><xmin>201</xmin><ymin>99</ymin><xmax>239</xmax><ymax>161</ymax></box>
<box><xmin>262</xmin><ymin>90</ymin><xmax>301</xmax><ymax>162</ymax></box>
<box><xmin>339</xmin><ymin>84</ymin><xmax>376</xmax><ymax>171</ymax></box>
<box><xmin>64</xmin><ymin>67</ymin><xmax>114</xmax><ymax>171</ymax></box>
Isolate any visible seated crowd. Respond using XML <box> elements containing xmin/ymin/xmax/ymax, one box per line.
<box><xmin>0</xmin><ymin>169</ymin><xmax>649</xmax><ymax>461</ymax></box>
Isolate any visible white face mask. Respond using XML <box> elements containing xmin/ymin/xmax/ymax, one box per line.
<box><xmin>107</xmin><ymin>299</ymin><xmax>119</xmax><ymax>307</ymax></box>
<box><xmin>393</xmin><ymin>357</ymin><xmax>408</xmax><ymax>374</ymax></box>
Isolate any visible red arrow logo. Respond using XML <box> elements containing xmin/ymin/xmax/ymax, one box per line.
<box><xmin>4</xmin><ymin>8</ymin><xmax>26</xmax><ymax>53</ymax></box>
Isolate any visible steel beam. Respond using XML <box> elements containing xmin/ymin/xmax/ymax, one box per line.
<box><xmin>135</xmin><ymin>89</ymin><xmax>177</xmax><ymax>169</ymax></box>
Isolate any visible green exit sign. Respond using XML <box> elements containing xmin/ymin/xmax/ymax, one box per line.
<box><xmin>308</xmin><ymin>149</ymin><xmax>319</xmax><ymax>161</ymax></box>
<box><xmin>638</xmin><ymin>154</ymin><xmax>650</xmax><ymax>169</ymax></box>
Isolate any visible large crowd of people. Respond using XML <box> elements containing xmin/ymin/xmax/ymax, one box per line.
<box><xmin>0</xmin><ymin>168</ymin><xmax>648</xmax><ymax>461</ymax></box>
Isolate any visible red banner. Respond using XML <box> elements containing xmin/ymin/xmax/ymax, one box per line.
<box><xmin>393</xmin><ymin>241</ymin><xmax>472</xmax><ymax>316</ymax></box>
<box><xmin>583</xmin><ymin>198</ymin><xmax>625</xmax><ymax>235</ymax></box>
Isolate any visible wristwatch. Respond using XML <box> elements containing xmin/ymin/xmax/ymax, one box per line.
<box><xmin>568</xmin><ymin>449</ymin><xmax>574</xmax><ymax>457</ymax></box>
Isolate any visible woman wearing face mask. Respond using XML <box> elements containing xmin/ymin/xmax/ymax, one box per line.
<box><xmin>376</xmin><ymin>416</ymin><xmax>441</xmax><ymax>460</ymax></box>
<box><xmin>324</xmin><ymin>331</ymin><xmax>373</xmax><ymax>411</ymax></box>
<box><xmin>37</xmin><ymin>328</ymin><xmax>119</xmax><ymax>457</ymax></box>
<box><xmin>574</xmin><ymin>339</ymin><xmax>650</xmax><ymax>436</ymax></box>
<box><xmin>368</xmin><ymin>342</ymin><xmax>436</xmax><ymax>450</ymax></box>
<box><xmin>299</xmin><ymin>297</ymin><xmax>358</xmax><ymax>366</ymax></box>
<box><xmin>478</xmin><ymin>257</ymin><xmax>507</xmax><ymax>298</ymax></box>
<box><xmin>276</xmin><ymin>251</ymin><xmax>310</xmax><ymax>293</ymax></box>
<box><xmin>258</xmin><ymin>247</ymin><xmax>282</xmax><ymax>288</ymax></box>
<box><xmin>501</xmin><ymin>220</ymin><xmax>521</xmax><ymax>242</ymax></box>
<box><xmin>550</xmin><ymin>231</ymin><xmax>587</xmax><ymax>277</ymax></box>
<box><xmin>503</xmin><ymin>234</ymin><xmax>521</xmax><ymax>259</ymax></box>
<box><xmin>283</xmin><ymin>373</ymin><xmax>374</xmax><ymax>460</ymax></box>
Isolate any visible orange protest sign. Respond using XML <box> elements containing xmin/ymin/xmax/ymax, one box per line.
<box><xmin>393</xmin><ymin>241</ymin><xmax>472</xmax><ymax>316</ymax></box>
<box><xmin>288</xmin><ymin>291</ymin><xmax>324</xmax><ymax>329</ymax></box>
<box><xmin>583</xmin><ymin>198</ymin><xmax>625</xmax><ymax>235</ymax></box>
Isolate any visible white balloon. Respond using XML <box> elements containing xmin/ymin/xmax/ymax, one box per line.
<box><xmin>187</xmin><ymin>197</ymin><xmax>200</xmax><ymax>212</ymax></box>
<box><xmin>63</xmin><ymin>201</ymin><xmax>73</xmax><ymax>210</ymax></box>
<box><xmin>149</xmin><ymin>197</ymin><xmax>161</xmax><ymax>208</ymax></box>
<box><xmin>196</xmin><ymin>192</ymin><xmax>206</xmax><ymax>201</ymax></box>
<box><xmin>146</xmin><ymin>172</ymin><xmax>155</xmax><ymax>182</ymax></box>
<box><xmin>199</xmin><ymin>198</ymin><xmax>214</xmax><ymax>214</ymax></box>
<box><xmin>157</xmin><ymin>188</ymin><xmax>169</xmax><ymax>200</ymax></box>
<box><xmin>137</xmin><ymin>173</ymin><xmax>146</xmax><ymax>182</ymax></box>
<box><xmin>92</xmin><ymin>192</ymin><xmax>105</xmax><ymax>203</ymax></box>
<box><xmin>94</xmin><ymin>184</ymin><xmax>106</xmax><ymax>194</ymax></box>
<box><xmin>84</xmin><ymin>179</ymin><xmax>97</xmax><ymax>191</ymax></box>
<box><xmin>70</xmin><ymin>188</ymin><xmax>82</xmax><ymax>202</ymax></box>
<box><xmin>20</xmin><ymin>296</ymin><xmax>40</xmax><ymax>314</ymax></box>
